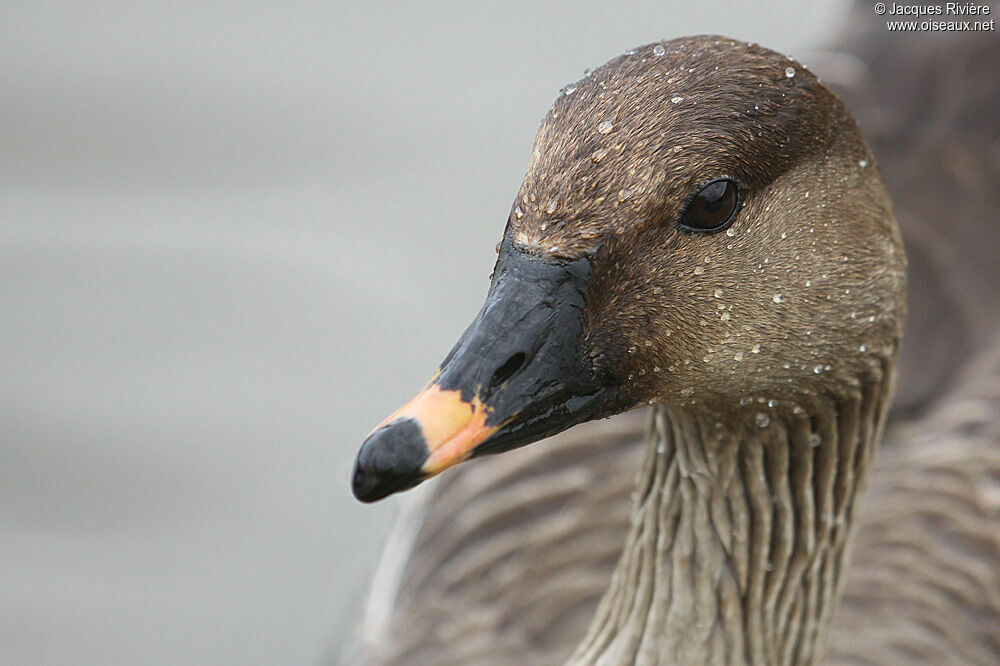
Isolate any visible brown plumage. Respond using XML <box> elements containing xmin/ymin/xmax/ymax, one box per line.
<box><xmin>345</xmin><ymin>21</ymin><xmax>1000</xmax><ymax>666</ymax></box>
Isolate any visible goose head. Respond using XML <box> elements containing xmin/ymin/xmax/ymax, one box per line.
<box><xmin>352</xmin><ymin>35</ymin><xmax>906</xmax><ymax>503</ymax></box>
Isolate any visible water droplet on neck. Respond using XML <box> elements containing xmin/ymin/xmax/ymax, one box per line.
<box><xmin>756</xmin><ymin>412</ymin><xmax>771</xmax><ymax>428</ymax></box>
<box><xmin>740</xmin><ymin>396</ymin><xmax>753</xmax><ymax>406</ymax></box>
<box><xmin>725</xmin><ymin>227</ymin><xmax>736</xmax><ymax>237</ymax></box>
<box><xmin>733</xmin><ymin>350</ymin><xmax>744</xmax><ymax>361</ymax></box>
<box><xmin>653</xmin><ymin>44</ymin><xmax>666</xmax><ymax>56</ymax></box>
<box><xmin>598</xmin><ymin>119</ymin><xmax>614</xmax><ymax>134</ymax></box>
<box><xmin>785</xmin><ymin>66</ymin><xmax>796</xmax><ymax>78</ymax></box>
<box><xmin>563</xmin><ymin>84</ymin><xmax>577</xmax><ymax>95</ymax></box>
<box><xmin>751</xmin><ymin>343</ymin><xmax>761</xmax><ymax>354</ymax></box>
<box><xmin>809</xmin><ymin>433</ymin><xmax>822</xmax><ymax>447</ymax></box>
<box><xmin>545</xmin><ymin>199</ymin><xmax>558</xmax><ymax>214</ymax></box>
<box><xmin>858</xmin><ymin>159</ymin><xmax>868</xmax><ymax>168</ymax></box>
<box><xmin>772</xmin><ymin>293</ymin><xmax>784</xmax><ymax>303</ymax></box>
<box><xmin>693</xmin><ymin>266</ymin><xmax>705</xmax><ymax>275</ymax></box>
<box><xmin>617</xmin><ymin>188</ymin><xmax>634</xmax><ymax>202</ymax></box>
<box><xmin>813</xmin><ymin>365</ymin><xmax>824</xmax><ymax>374</ymax></box>
<box><xmin>671</xmin><ymin>95</ymin><xmax>684</xmax><ymax>104</ymax></box>
<box><xmin>714</xmin><ymin>288</ymin><xmax>723</xmax><ymax>298</ymax></box>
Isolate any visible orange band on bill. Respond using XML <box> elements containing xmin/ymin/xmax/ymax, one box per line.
<box><xmin>369</xmin><ymin>383</ymin><xmax>497</xmax><ymax>477</ymax></box>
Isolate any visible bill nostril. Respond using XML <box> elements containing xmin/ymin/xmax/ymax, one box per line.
<box><xmin>490</xmin><ymin>352</ymin><xmax>527</xmax><ymax>390</ymax></box>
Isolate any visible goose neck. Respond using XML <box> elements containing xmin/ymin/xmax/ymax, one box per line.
<box><xmin>569</xmin><ymin>377</ymin><xmax>892</xmax><ymax>666</ymax></box>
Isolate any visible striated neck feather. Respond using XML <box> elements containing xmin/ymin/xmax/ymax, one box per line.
<box><xmin>569</xmin><ymin>368</ymin><xmax>894</xmax><ymax>666</ymax></box>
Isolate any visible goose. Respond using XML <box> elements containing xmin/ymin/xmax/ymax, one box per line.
<box><xmin>346</xmin><ymin>32</ymin><xmax>1000</xmax><ymax>666</ymax></box>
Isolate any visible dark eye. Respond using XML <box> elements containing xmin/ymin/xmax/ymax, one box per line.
<box><xmin>678</xmin><ymin>178</ymin><xmax>740</xmax><ymax>232</ymax></box>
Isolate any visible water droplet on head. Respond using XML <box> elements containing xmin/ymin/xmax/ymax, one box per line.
<box><xmin>809</xmin><ymin>433</ymin><xmax>822</xmax><ymax>447</ymax></box>
<box><xmin>740</xmin><ymin>396</ymin><xmax>753</xmax><ymax>406</ymax></box>
<box><xmin>751</xmin><ymin>343</ymin><xmax>761</xmax><ymax>354</ymax></box>
<box><xmin>652</xmin><ymin>286</ymin><xmax>663</xmax><ymax>294</ymax></box>
<box><xmin>563</xmin><ymin>84</ymin><xmax>577</xmax><ymax>96</ymax></box>
<box><xmin>545</xmin><ymin>199</ymin><xmax>558</xmax><ymax>214</ymax></box>
<box><xmin>733</xmin><ymin>350</ymin><xmax>744</xmax><ymax>361</ymax></box>
<box><xmin>598</xmin><ymin>119</ymin><xmax>614</xmax><ymax>134</ymax></box>
<box><xmin>627</xmin><ymin>345</ymin><xmax>637</xmax><ymax>354</ymax></box>
<box><xmin>693</xmin><ymin>266</ymin><xmax>705</xmax><ymax>275</ymax></box>
<box><xmin>720</xmin><ymin>312</ymin><xmax>731</xmax><ymax>321</ymax></box>
<box><xmin>858</xmin><ymin>159</ymin><xmax>868</xmax><ymax>168</ymax></box>
<box><xmin>772</xmin><ymin>294</ymin><xmax>784</xmax><ymax>304</ymax></box>
<box><xmin>859</xmin><ymin>344</ymin><xmax>868</xmax><ymax>352</ymax></box>
<box><xmin>514</xmin><ymin>206</ymin><xmax>523</xmax><ymax>219</ymax></box>
<box><xmin>725</xmin><ymin>227</ymin><xmax>736</xmax><ymax>237</ymax></box>
<box><xmin>714</xmin><ymin>288</ymin><xmax>723</xmax><ymax>298</ymax></box>
<box><xmin>591</xmin><ymin>148</ymin><xmax>609</xmax><ymax>163</ymax></box>
<box><xmin>756</xmin><ymin>412</ymin><xmax>771</xmax><ymax>428</ymax></box>
<box><xmin>813</xmin><ymin>365</ymin><xmax>824</xmax><ymax>374</ymax></box>
<box><xmin>671</xmin><ymin>95</ymin><xmax>684</xmax><ymax>104</ymax></box>
<box><xmin>617</xmin><ymin>188</ymin><xmax>634</xmax><ymax>202</ymax></box>
<box><xmin>785</xmin><ymin>66</ymin><xmax>796</xmax><ymax>78</ymax></box>
<box><xmin>653</xmin><ymin>44</ymin><xmax>666</xmax><ymax>56</ymax></box>
<box><xmin>768</xmin><ymin>399</ymin><xmax>779</xmax><ymax>408</ymax></box>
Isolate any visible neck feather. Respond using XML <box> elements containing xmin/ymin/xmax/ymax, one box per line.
<box><xmin>568</xmin><ymin>369</ymin><xmax>894</xmax><ymax>666</ymax></box>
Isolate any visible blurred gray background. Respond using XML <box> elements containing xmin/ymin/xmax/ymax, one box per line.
<box><xmin>1</xmin><ymin>2</ymin><xmax>846</xmax><ymax>664</ymax></box>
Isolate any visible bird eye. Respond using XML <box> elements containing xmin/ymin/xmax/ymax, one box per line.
<box><xmin>678</xmin><ymin>178</ymin><xmax>740</xmax><ymax>232</ymax></box>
